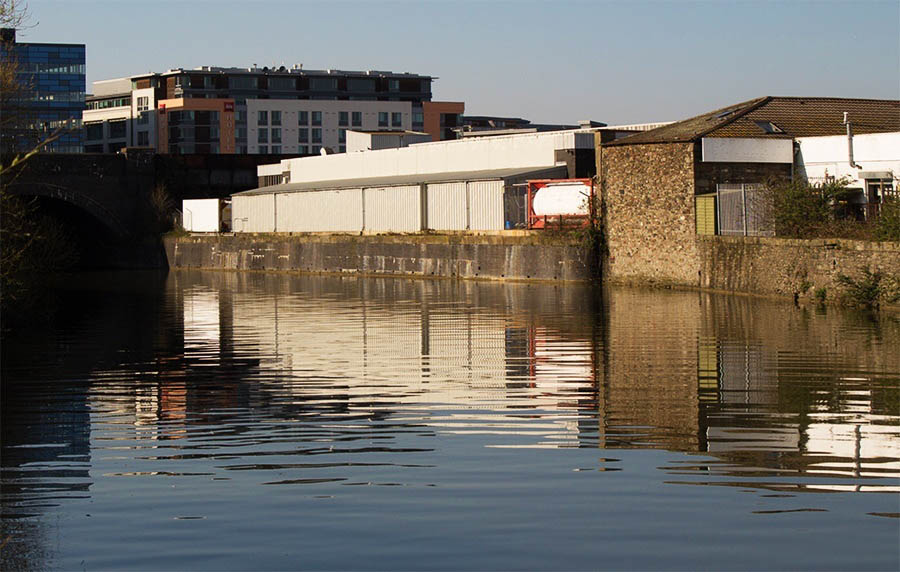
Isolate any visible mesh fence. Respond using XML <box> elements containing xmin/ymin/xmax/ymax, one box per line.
<box><xmin>717</xmin><ymin>184</ymin><xmax>774</xmax><ymax>236</ymax></box>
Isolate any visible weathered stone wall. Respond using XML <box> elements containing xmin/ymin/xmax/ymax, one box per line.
<box><xmin>164</xmin><ymin>233</ymin><xmax>596</xmax><ymax>282</ymax></box>
<box><xmin>601</xmin><ymin>142</ymin><xmax>699</xmax><ymax>285</ymax></box>
<box><xmin>699</xmin><ymin>236</ymin><xmax>900</xmax><ymax>305</ymax></box>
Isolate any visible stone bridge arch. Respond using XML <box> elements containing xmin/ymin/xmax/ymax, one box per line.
<box><xmin>5</xmin><ymin>180</ymin><xmax>131</xmax><ymax>238</ymax></box>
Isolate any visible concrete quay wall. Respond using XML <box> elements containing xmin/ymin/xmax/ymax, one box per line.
<box><xmin>164</xmin><ymin>233</ymin><xmax>597</xmax><ymax>282</ymax></box>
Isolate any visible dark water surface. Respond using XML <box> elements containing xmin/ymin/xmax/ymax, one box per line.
<box><xmin>2</xmin><ymin>271</ymin><xmax>898</xmax><ymax>571</ymax></box>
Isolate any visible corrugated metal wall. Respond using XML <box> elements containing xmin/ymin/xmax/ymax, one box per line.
<box><xmin>232</xmin><ymin>194</ymin><xmax>275</xmax><ymax>233</ymax></box>
<box><xmin>276</xmin><ymin>189</ymin><xmax>363</xmax><ymax>233</ymax></box>
<box><xmin>364</xmin><ymin>185</ymin><xmax>422</xmax><ymax>232</ymax></box>
<box><xmin>468</xmin><ymin>180</ymin><xmax>505</xmax><ymax>230</ymax></box>
<box><xmin>235</xmin><ymin>179</ymin><xmax>512</xmax><ymax>233</ymax></box>
<box><xmin>426</xmin><ymin>182</ymin><xmax>468</xmax><ymax>230</ymax></box>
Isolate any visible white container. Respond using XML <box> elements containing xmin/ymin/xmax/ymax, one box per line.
<box><xmin>532</xmin><ymin>181</ymin><xmax>591</xmax><ymax>216</ymax></box>
<box><xmin>182</xmin><ymin>199</ymin><xmax>222</xmax><ymax>232</ymax></box>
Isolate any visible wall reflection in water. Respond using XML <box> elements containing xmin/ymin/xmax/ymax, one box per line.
<box><xmin>88</xmin><ymin>272</ymin><xmax>898</xmax><ymax>493</ymax></box>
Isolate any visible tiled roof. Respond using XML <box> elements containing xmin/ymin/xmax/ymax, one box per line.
<box><xmin>606</xmin><ymin>96</ymin><xmax>900</xmax><ymax>146</ymax></box>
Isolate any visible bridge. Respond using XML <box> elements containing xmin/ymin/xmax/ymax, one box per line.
<box><xmin>2</xmin><ymin>151</ymin><xmax>288</xmax><ymax>239</ymax></box>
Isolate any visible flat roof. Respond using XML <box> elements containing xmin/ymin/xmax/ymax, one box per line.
<box><xmin>235</xmin><ymin>166</ymin><xmax>567</xmax><ymax>197</ymax></box>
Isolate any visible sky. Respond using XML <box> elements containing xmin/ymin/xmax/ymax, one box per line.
<box><xmin>17</xmin><ymin>0</ymin><xmax>900</xmax><ymax>125</ymax></box>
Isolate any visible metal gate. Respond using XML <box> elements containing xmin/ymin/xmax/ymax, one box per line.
<box><xmin>716</xmin><ymin>183</ymin><xmax>773</xmax><ymax>236</ymax></box>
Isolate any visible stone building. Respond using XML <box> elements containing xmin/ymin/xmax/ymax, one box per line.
<box><xmin>597</xmin><ymin>96</ymin><xmax>900</xmax><ymax>286</ymax></box>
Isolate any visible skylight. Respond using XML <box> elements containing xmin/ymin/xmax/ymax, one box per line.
<box><xmin>754</xmin><ymin>120</ymin><xmax>785</xmax><ymax>134</ymax></box>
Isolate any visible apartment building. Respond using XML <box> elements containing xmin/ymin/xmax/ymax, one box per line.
<box><xmin>83</xmin><ymin>65</ymin><xmax>461</xmax><ymax>154</ymax></box>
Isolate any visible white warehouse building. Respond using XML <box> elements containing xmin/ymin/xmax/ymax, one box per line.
<box><xmin>232</xmin><ymin>128</ymin><xmax>599</xmax><ymax>233</ymax></box>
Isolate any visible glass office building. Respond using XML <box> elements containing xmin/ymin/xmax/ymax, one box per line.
<box><xmin>1</xmin><ymin>28</ymin><xmax>85</xmax><ymax>153</ymax></box>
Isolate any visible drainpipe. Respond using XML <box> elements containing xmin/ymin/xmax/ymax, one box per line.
<box><xmin>843</xmin><ymin>112</ymin><xmax>861</xmax><ymax>169</ymax></box>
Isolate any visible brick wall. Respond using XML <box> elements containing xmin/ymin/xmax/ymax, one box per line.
<box><xmin>601</xmin><ymin>142</ymin><xmax>700</xmax><ymax>285</ymax></box>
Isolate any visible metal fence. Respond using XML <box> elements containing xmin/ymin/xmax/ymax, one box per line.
<box><xmin>716</xmin><ymin>183</ymin><xmax>774</xmax><ymax>237</ymax></box>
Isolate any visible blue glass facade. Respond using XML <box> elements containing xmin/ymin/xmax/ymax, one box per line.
<box><xmin>1</xmin><ymin>29</ymin><xmax>85</xmax><ymax>153</ymax></box>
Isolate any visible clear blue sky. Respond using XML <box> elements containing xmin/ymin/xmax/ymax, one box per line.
<box><xmin>18</xmin><ymin>0</ymin><xmax>900</xmax><ymax>125</ymax></box>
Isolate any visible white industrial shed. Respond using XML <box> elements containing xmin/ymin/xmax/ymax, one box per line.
<box><xmin>232</xmin><ymin>166</ymin><xmax>567</xmax><ymax>233</ymax></box>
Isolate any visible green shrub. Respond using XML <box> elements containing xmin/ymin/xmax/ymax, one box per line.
<box><xmin>836</xmin><ymin>269</ymin><xmax>888</xmax><ymax>308</ymax></box>
<box><xmin>767</xmin><ymin>178</ymin><xmax>843</xmax><ymax>238</ymax></box>
<box><xmin>874</xmin><ymin>199</ymin><xmax>900</xmax><ymax>242</ymax></box>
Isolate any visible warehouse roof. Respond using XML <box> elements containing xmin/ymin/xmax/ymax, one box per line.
<box><xmin>234</xmin><ymin>166</ymin><xmax>568</xmax><ymax>197</ymax></box>
<box><xmin>606</xmin><ymin>96</ymin><xmax>900</xmax><ymax>146</ymax></box>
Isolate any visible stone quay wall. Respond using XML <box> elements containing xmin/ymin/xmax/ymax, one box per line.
<box><xmin>699</xmin><ymin>236</ymin><xmax>900</xmax><ymax>304</ymax></box>
<box><xmin>164</xmin><ymin>233</ymin><xmax>597</xmax><ymax>283</ymax></box>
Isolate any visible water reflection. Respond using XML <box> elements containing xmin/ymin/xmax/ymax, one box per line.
<box><xmin>2</xmin><ymin>272</ymin><xmax>898</xmax><ymax>569</ymax></box>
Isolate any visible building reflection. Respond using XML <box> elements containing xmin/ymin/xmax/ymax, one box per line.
<box><xmin>107</xmin><ymin>271</ymin><xmax>896</xmax><ymax>497</ymax></box>
<box><xmin>16</xmin><ymin>272</ymin><xmax>893</xmax><ymax>509</ymax></box>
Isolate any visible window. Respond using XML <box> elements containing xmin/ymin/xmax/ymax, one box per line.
<box><xmin>352</xmin><ymin>111</ymin><xmax>362</xmax><ymax>127</ymax></box>
<box><xmin>312</xmin><ymin>128</ymin><xmax>322</xmax><ymax>143</ymax></box>
<box><xmin>347</xmin><ymin>78</ymin><xmax>374</xmax><ymax>92</ymax></box>
<box><xmin>258</xmin><ymin>110</ymin><xmax>268</xmax><ymax>125</ymax></box>
<box><xmin>137</xmin><ymin>131</ymin><xmax>149</xmax><ymax>146</ymax></box>
<box><xmin>309</xmin><ymin>77</ymin><xmax>337</xmax><ymax>90</ymax></box>
<box><xmin>299</xmin><ymin>145</ymin><xmax>309</xmax><ymax>154</ymax></box>
<box><xmin>339</xmin><ymin>129</ymin><xmax>346</xmax><ymax>144</ymax></box>
<box><xmin>259</xmin><ymin>145</ymin><xmax>268</xmax><ymax>154</ymax></box>
<box><xmin>228</xmin><ymin>76</ymin><xmax>258</xmax><ymax>89</ymax></box>
<box><xmin>271</xmin><ymin>110</ymin><xmax>281</xmax><ymax>126</ymax></box>
<box><xmin>236</xmin><ymin>127</ymin><xmax>247</xmax><ymax>140</ymax></box>
<box><xmin>391</xmin><ymin>112</ymin><xmax>402</xmax><ymax>127</ymax></box>
<box><xmin>268</xmin><ymin>77</ymin><xmax>295</xmax><ymax>90</ymax></box>
<box><xmin>137</xmin><ymin>112</ymin><xmax>149</xmax><ymax>125</ymax></box>
<box><xmin>258</xmin><ymin>128</ymin><xmax>268</xmax><ymax>143</ymax></box>
<box><xmin>339</xmin><ymin>111</ymin><xmax>348</xmax><ymax>126</ymax></box>
<box><xmin>311</xmin><ymin>145</ymin><xmax>321</xmax><ymax>154</ymax></box>
<box><xmin>298</xmin><ymin>128</ymin><xmax>309</xmax><ymax>143</ymax></box>
<box><xmin>238</xmin><ymin>145</ymin><xmax>247</xmax><ymax>154</ymax></box>
<box><xmin>235</xmin><ymin>110</ymin><xmax>247</xmax><ymax>123</ymax></box>
<box><xmin>109</xmin><ymin>120</ymin><xmax>126</xmax><ymax>139</ymax></box>
<box><xmin>85</xmin><ymin>122</ymin><xmax>103</xmax><ymax>140</ymax></box>
<box><xmin>298</xmin><ymin>111</ymin><xmax>308</xmax><ymax>125</ymax></box>
<box><xmin>271</xmin><ymin>145</ymin><xmax>281</xmax><ymax>154</ymax></box>
<box><xmin>339</xmin><ymin>145</ymin><xmax>346</xmax><ymax>153</ymax></box>
<box><xmin>413</xmin><ymin>111</ymin><xmax>424</xmax><ymax>125</ymax></box>
<box><xmin>311</xmin><ymin>111</ymin><xmax>322</xmax><ymax>126</ymax></box>
<box><xmin>378</xmin><ymin>112</ymin><xmax>388</xmax><ymax>127</ymax></box>
<box><xmin>271</xmin><ymin>128</ymin><xmax>281</xmax><ymax>143</ymax></box>
<box><xmin>389</xmin><ymin>79</ymin><xmax>399</xmax><ymax>92</ymax></box>
<box><xmin>136</xmin><ymin>96</ymin><xmax>150</xmax><ymax>124</ymax></box>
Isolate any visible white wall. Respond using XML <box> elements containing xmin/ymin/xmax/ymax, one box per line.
<box><xmin>346</xmin><ymin>130</ymin><xmax>432</xmax><ymax>152</ymax></box>
<box><xmin>246</xmin><ymin>99</ymin><xmax>412</xmax><ymax>155</ymax></box>
<box><xmin>796</xmin><ymin>132</ymin><xmax>900</xmax><ymax>187</ymax></box>
<box><xmin>278</xmin><ymin>130</ymin><xmax>593</xmax><ymax>183</ymax></box>
<box><xmin>701</xmin><ymin>137</ymin><xmax>793</xmax><ymax>163</ymax></box>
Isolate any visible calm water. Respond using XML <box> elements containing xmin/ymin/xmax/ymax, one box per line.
<box><xmin>2</xmin><ymin>271</ymin><xmax>898</xmax><ymax>571</ymax></box>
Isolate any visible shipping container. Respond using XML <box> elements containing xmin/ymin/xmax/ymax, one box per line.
<box><xmin>182</xmin><ymin>198</ymin><xmax>223</xmax><ymax>232</ymax></box>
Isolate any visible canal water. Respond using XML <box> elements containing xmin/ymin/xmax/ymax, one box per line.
<box><xmin>2</xmin><ymin>271</ymin><xmax>898</xmax><ymax>571</ymax></box>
